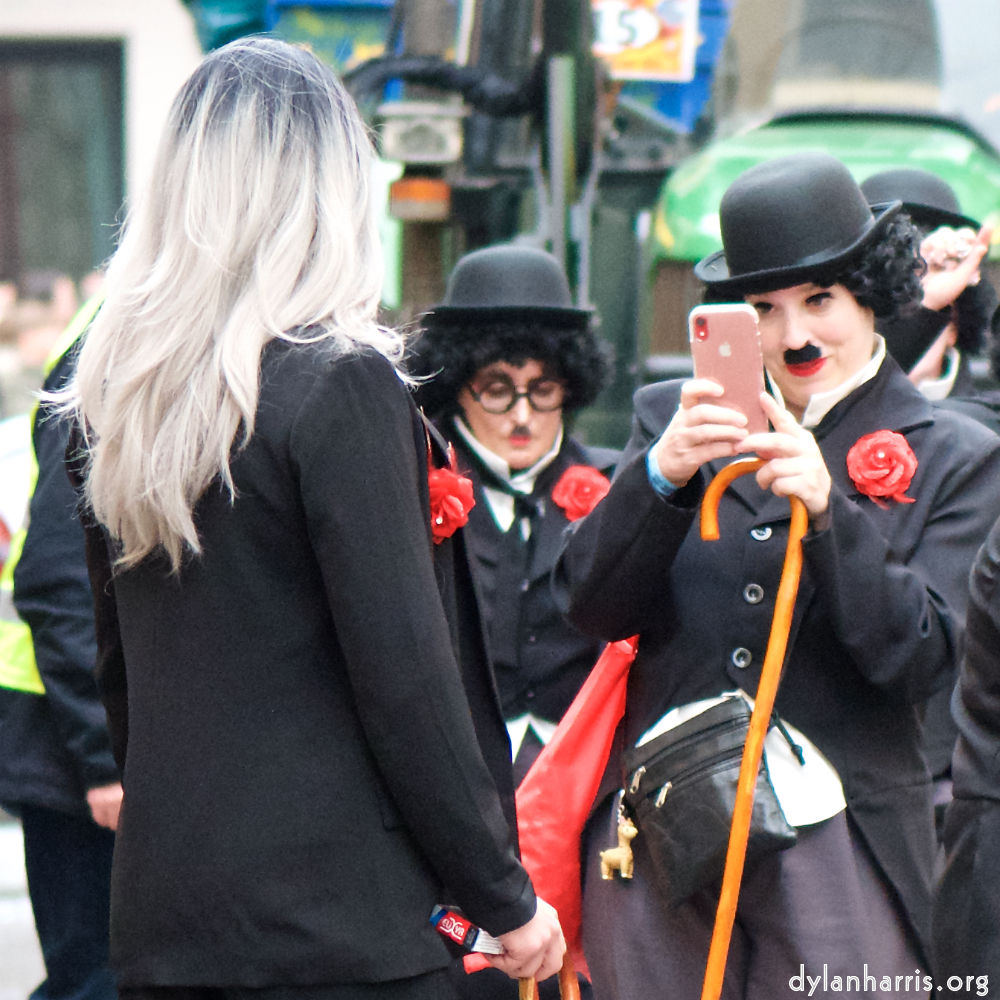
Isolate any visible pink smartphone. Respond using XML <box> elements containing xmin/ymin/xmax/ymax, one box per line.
<box><xmin>688</xmin><ymin>303</ymin><xmax>768</xmax><ymax>436</ymax></box>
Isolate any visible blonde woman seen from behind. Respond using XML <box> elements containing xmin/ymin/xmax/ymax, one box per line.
<box><xmin>67</xmin><ymin>38</ymin><xmax>563</xmax><ymax>1000</ymax></box>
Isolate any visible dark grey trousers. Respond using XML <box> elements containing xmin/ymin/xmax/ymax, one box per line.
<box><xmin>582</xmin><ymin>801</ymin><xmax>926</xmax><ymax>999</ymax></box>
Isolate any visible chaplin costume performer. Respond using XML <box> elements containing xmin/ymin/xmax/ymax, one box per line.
<box><xmin>934</xmin><ymin>513</ymin><xmax>1000</xmax><ymax>985</ymax></box>
<box><xmin>410</xmin><ymin>245</ymin><xmax>615</xmax><ymax>785</ymax></box>
<box><xmin>554</xmin><ymin>152</ymin><xmax>1000</xmax><ymax>999</ymax></box>
<box><xmin>410</xmin><ymin>247</ymin><xmax>611</xmax><ymax>1000</ymax></box>
<box><xmin>66</xmin><ymin>39</ymin><xmax>565</xmax><ymax>1000</ymax></box>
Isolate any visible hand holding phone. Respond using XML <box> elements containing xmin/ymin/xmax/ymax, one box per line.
<box><xmin>688</xmin><ymin>304</ymin><xmax>767</xmax><ymax>435</ymax></box>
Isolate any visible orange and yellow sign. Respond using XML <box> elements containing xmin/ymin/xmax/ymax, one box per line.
<box><xmin>592</xmin><ymin>0</ymin><xmax>699</xmax><ymax>82</ymax></box>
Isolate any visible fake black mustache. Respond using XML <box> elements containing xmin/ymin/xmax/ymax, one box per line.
<box><xmin>784</xmin><ymin>344</ymin><xmax>822</xmax><ymax>365</ymax></box>
<box><xmin>511</xmin><ymin>425</ymin><xmax>531</xmax><ymax>436</ymax></box>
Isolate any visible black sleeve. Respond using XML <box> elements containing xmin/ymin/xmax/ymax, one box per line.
<box><xmin>83</xmin><ymin>517</ymin><xmax>128</xmax><ymax>776</ymax></box>
<box><xmin>11</xmin><ymin>353</ymin><xmax>119</xmax><ymax>790</ymax></box>
<box><xmin>291</xmin><ymin>352</ymin><xmax>535</xmax><ymax>936</ymax></box>
<box><xmin>802</xmin><ymin>432</ymin><xmax>1000</xmax><ymax>704</ymax></box>
<box><xmin>553</xmin><ymin>381</ymin><xmax>701</xmax><ymax>639</ymax></box>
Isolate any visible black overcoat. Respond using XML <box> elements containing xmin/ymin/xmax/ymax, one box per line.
<box><xmin>554</xmin><ymin>357</ymin><xmax>1000</xmax><ymax>961</ymax></box>
<box><xmin>934</xmin><ymin>514</ymin><xmax>1000</xmax><ymax>978</ymax></box>
<box><xmin>441</xmin><ymin>427</ymin><xmax>617</xmax><ymax>724</ymax></box>
<box><xmin>81</xmin><ymin>344</ymin><xmax>535</xmax><ymax>988</ymax></box>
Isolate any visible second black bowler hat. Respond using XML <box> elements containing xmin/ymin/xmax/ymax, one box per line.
<box><xmin>423</xmin><ymin>244</ymin><xmax>592</xmax><ymax>328</ymax></box>
<box><xmin>860</xmin><ymin>168</ymin><xmax>979</xmax><ymax>232</ymax></box>
<box><xmin>695</xmin><ymin>152</ymin><xmax>901</xmax><ymax>295</ymax></box>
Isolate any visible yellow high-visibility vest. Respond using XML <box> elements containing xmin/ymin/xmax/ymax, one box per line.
<box><xmin>0</xmin><ymin>293</ymin><xmax>104</xmax><ymax>695</ymax></box>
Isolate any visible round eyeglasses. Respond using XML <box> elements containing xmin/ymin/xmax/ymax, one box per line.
<box><xmin>467</xmin><ymin>375</ymin><xmax>566</xmax><ymax>414</ymax></box>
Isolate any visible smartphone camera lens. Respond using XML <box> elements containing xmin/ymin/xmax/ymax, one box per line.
<box><xmin>694</xmin><ymin>317</ymin><xmax>709</xmax><ymax>341</ymax></box>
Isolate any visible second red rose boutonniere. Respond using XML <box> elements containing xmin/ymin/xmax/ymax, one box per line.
<box><xmin>552</xmin><ymin>465</ymin><xmax>611</xmax><ymax>522</ymax></box>
<box><xmin>845</xmin><ymin>430</ymin><xmax>917</xmax><ymax>508</ymax></box>
<box><xmin>428</xmin><ymin>461</ymin><xmax>476</xmax><ymax>544</ymax></box>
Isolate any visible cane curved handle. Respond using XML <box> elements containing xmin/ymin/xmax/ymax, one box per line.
<box><xmin>700</xmin><ymin>457</ymin><xmax>765</xmax><ymax>541</ymax></box>
<box><xmin>699</xmin><ymin>460</ymin><xmax>809</xmax><ymax>1000</ymax></box>
<box><xmin>519</xmin><ymin>953</ymin><xmax>581</xmax><ymax>1000</ymax></box>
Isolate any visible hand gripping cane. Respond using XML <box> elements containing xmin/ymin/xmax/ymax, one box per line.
<box><xmin>519</xmin><ymin>953</ymin><xmax>581</xmax><ymax>1000</ymax></box>
<box><xmin>699</xmin><ymin>458</ymin><xmax>809</xmax><ymax>1000</ymax></box>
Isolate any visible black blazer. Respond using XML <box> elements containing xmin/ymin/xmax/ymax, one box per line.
<box><xmin>441</xmin><ymin>425</ymin><xmax>617</xmax><ymax>723</ymax></box>
<box><xmin>82</xmin><ymin>344</ymin><xmax>535</xmax><ymax>988</ymax></box>
<box><xmin>555</xmin><ymin>357</ymin><xmax>1000</xmax><ymax>961</ymax></box>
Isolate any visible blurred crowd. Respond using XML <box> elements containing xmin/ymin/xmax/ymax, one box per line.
<box><xmin>0</xmin><ymin>270</ymin><xmax>103</xmax><ymax>421</ymax></box>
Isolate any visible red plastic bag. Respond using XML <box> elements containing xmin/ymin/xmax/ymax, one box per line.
<box><xmin>515</xmin><ymin>635</ymin><xmax>639</xmax><ymax>977</ymax></box>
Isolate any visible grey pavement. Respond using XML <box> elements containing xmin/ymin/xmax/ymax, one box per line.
<box><xmin>0</xmin><ymin>816</ymin><xmax>44</xmax><ymax>1000</ymax></box>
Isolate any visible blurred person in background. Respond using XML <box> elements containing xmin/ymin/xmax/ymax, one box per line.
<box><xmin>410</xmin><ymin>245</ymin><xmax>615</xmax><ymax>786</ymax></box>
<box><xmin>860</xmin><ymin>170</ymin><xmax>995</xmax><ymax>408</ymax></box>
<box><xmin>67</xmin><ymin>38</ymin><xmax>562</xmax><ymax>1000</ymax></box>
<box><xmin>861</xmin><ymin>169</ymin><xmax>998</xmax><ymax>838</ymax></box>
<box><xmin>933</xmin><ymin>511</ymin><xmax>1000</xmax><ymax>983</ymax></box>
<box><xmin>0</xmin><ymin>272</ymin><xmax>78</xmax><ymax>419</ymax></box>
<box><xmin>0</xmin><ymin>289</ymin><xmax>118</xmax><ymax>1000</ymax></box>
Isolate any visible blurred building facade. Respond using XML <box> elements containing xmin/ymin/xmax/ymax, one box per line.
<box><xmin>0</xmin><ymin>1</ymin><xmax>201</xmax><ymax>284</ymax></box>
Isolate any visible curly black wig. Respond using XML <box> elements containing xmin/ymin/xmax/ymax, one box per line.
<box><xmin>704</xmin><ymin>215</ymin><xmax>925</xmax><ymax>320</ymax></box>
<box><xmin>407</xmin><ymin>319</ymin><xmax>613</xmax><ymax>419</ymax></box>
<box><xmin>825</xmin><ymin>215</ymin><xmax>925</xmax><ymax>318</ymax></box>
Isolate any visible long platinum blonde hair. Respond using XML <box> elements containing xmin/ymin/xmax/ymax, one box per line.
<box><xmin>70</xmin><ymin>37</ymin><xmax>402</xmax><ymax>572</ymax></box>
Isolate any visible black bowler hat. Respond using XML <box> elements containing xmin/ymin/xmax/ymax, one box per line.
<box><xmin>860</xmin><ymin>168</ymin><xmax>979</xmax><ymax>232</ymax></box>
<box><xmin>424</xmin><ymin>245</ymin><xmax>592</xmax><ymax>328</ymax></box>
<box><xmin>695</xmin><ymin>152</ymin><xmax>901</xmax><ymax>295</ymax></box>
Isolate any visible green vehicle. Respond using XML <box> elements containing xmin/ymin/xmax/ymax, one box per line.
<box><xmin>645</xmin><ymin>0</ymin><xmax>1000</xmax><ymax>359</ymax></box>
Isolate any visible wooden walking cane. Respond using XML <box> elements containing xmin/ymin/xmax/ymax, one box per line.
<box><xmin>699</xmin><ymin>457</ymin><xmax>809</xmax><ymax>1000</ymax></box>
<box><xmin>519</xmin><ymin>953</ymin><xmax>582</xmax><ymax>1000</ymax></box>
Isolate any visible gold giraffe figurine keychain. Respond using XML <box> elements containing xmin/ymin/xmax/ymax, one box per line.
<box><xmin>599</xmin><ymin>796</ymin><xmax>637</xmax><ymax>880</ymax></box>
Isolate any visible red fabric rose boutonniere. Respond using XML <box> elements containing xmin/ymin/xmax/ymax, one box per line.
<box><xmin>552</xmin><ymin>465</ymin><xmax>611</xmax><ymax>522</ymax></box>
<box><xmin>428</xmin><ymin>465</ymin><xmax>476</xmax><ymax>544</ymax></box>
<box><xmin>845</xmin><ymin>430</ymin><xmax>917</xmax><ymax>508</ymax></box>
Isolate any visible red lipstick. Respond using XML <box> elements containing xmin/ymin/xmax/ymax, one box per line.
<box><xmin>786</xmin><ymin>357</ymin><xmax>826</xmax><ymax>377</ymax></box>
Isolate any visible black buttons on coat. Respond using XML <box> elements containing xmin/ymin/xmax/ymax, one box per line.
<box><xmin>732</xmin><ymin>647</ymin><xmax>752</xmax><ymax>669</ymax></box>
<box><xmin>743</xmin><ymin>583</ymin><xmax>764</xmax><ymax>605</ymax></box>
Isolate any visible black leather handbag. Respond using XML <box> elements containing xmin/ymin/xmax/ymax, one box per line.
<box><xmin>621</xmin><ymin>696</ymin><xmax>797</xmax><ymax>907</ymax></box>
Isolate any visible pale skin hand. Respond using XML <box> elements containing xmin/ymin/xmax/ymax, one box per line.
<box><xmin>86</xmin><ymin>782</ymin><xmax>123</xmax><ymax>831</ymax></box>
<box><xmin>487</xmin><ymin>897</ymin><xmax>565</xmax><ymax>982</ymax></box>
<box><xmin>737</xmin><ymin>394</ymin><xmax>832</xmax><ymax>519</ymax></box>
<box><xmin>653</xmin><ymin>379</ymin><xmax>749</xmax><ymax>487</ymax></box>
<box><xmin>920</xmin><ymin>224</ymin><xmax>993</xmax><ymax>312</ymax></box>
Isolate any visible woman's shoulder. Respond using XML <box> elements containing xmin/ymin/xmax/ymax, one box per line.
<box><xmin>918</xmin><ymin>398</ymin><xmax>1000</xmax><ymax>467</ymax></box>
<box><xmin>260</xmin><ymin>340</ymin><xmax>405</xmax><ymax>408</ymax></box>
<box><xmin>262</xmin><ymin>337</ymin><xmax>399</xmax><ymax>381</ymax></box>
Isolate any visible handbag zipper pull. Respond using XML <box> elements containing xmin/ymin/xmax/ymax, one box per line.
<box><xmin>629</xmin><ymin>765</ymin><xmax>646</xmax><ymax>794</ymax></box>
<box><xmin>770</xmin><ymin>711</ymin><xmax>806</xmax><ymax>765</ymax></box>
<box><xmin>654</xmin><ymin>781</ymin><xmax>673</xmax><ymax>808</ymax></box>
